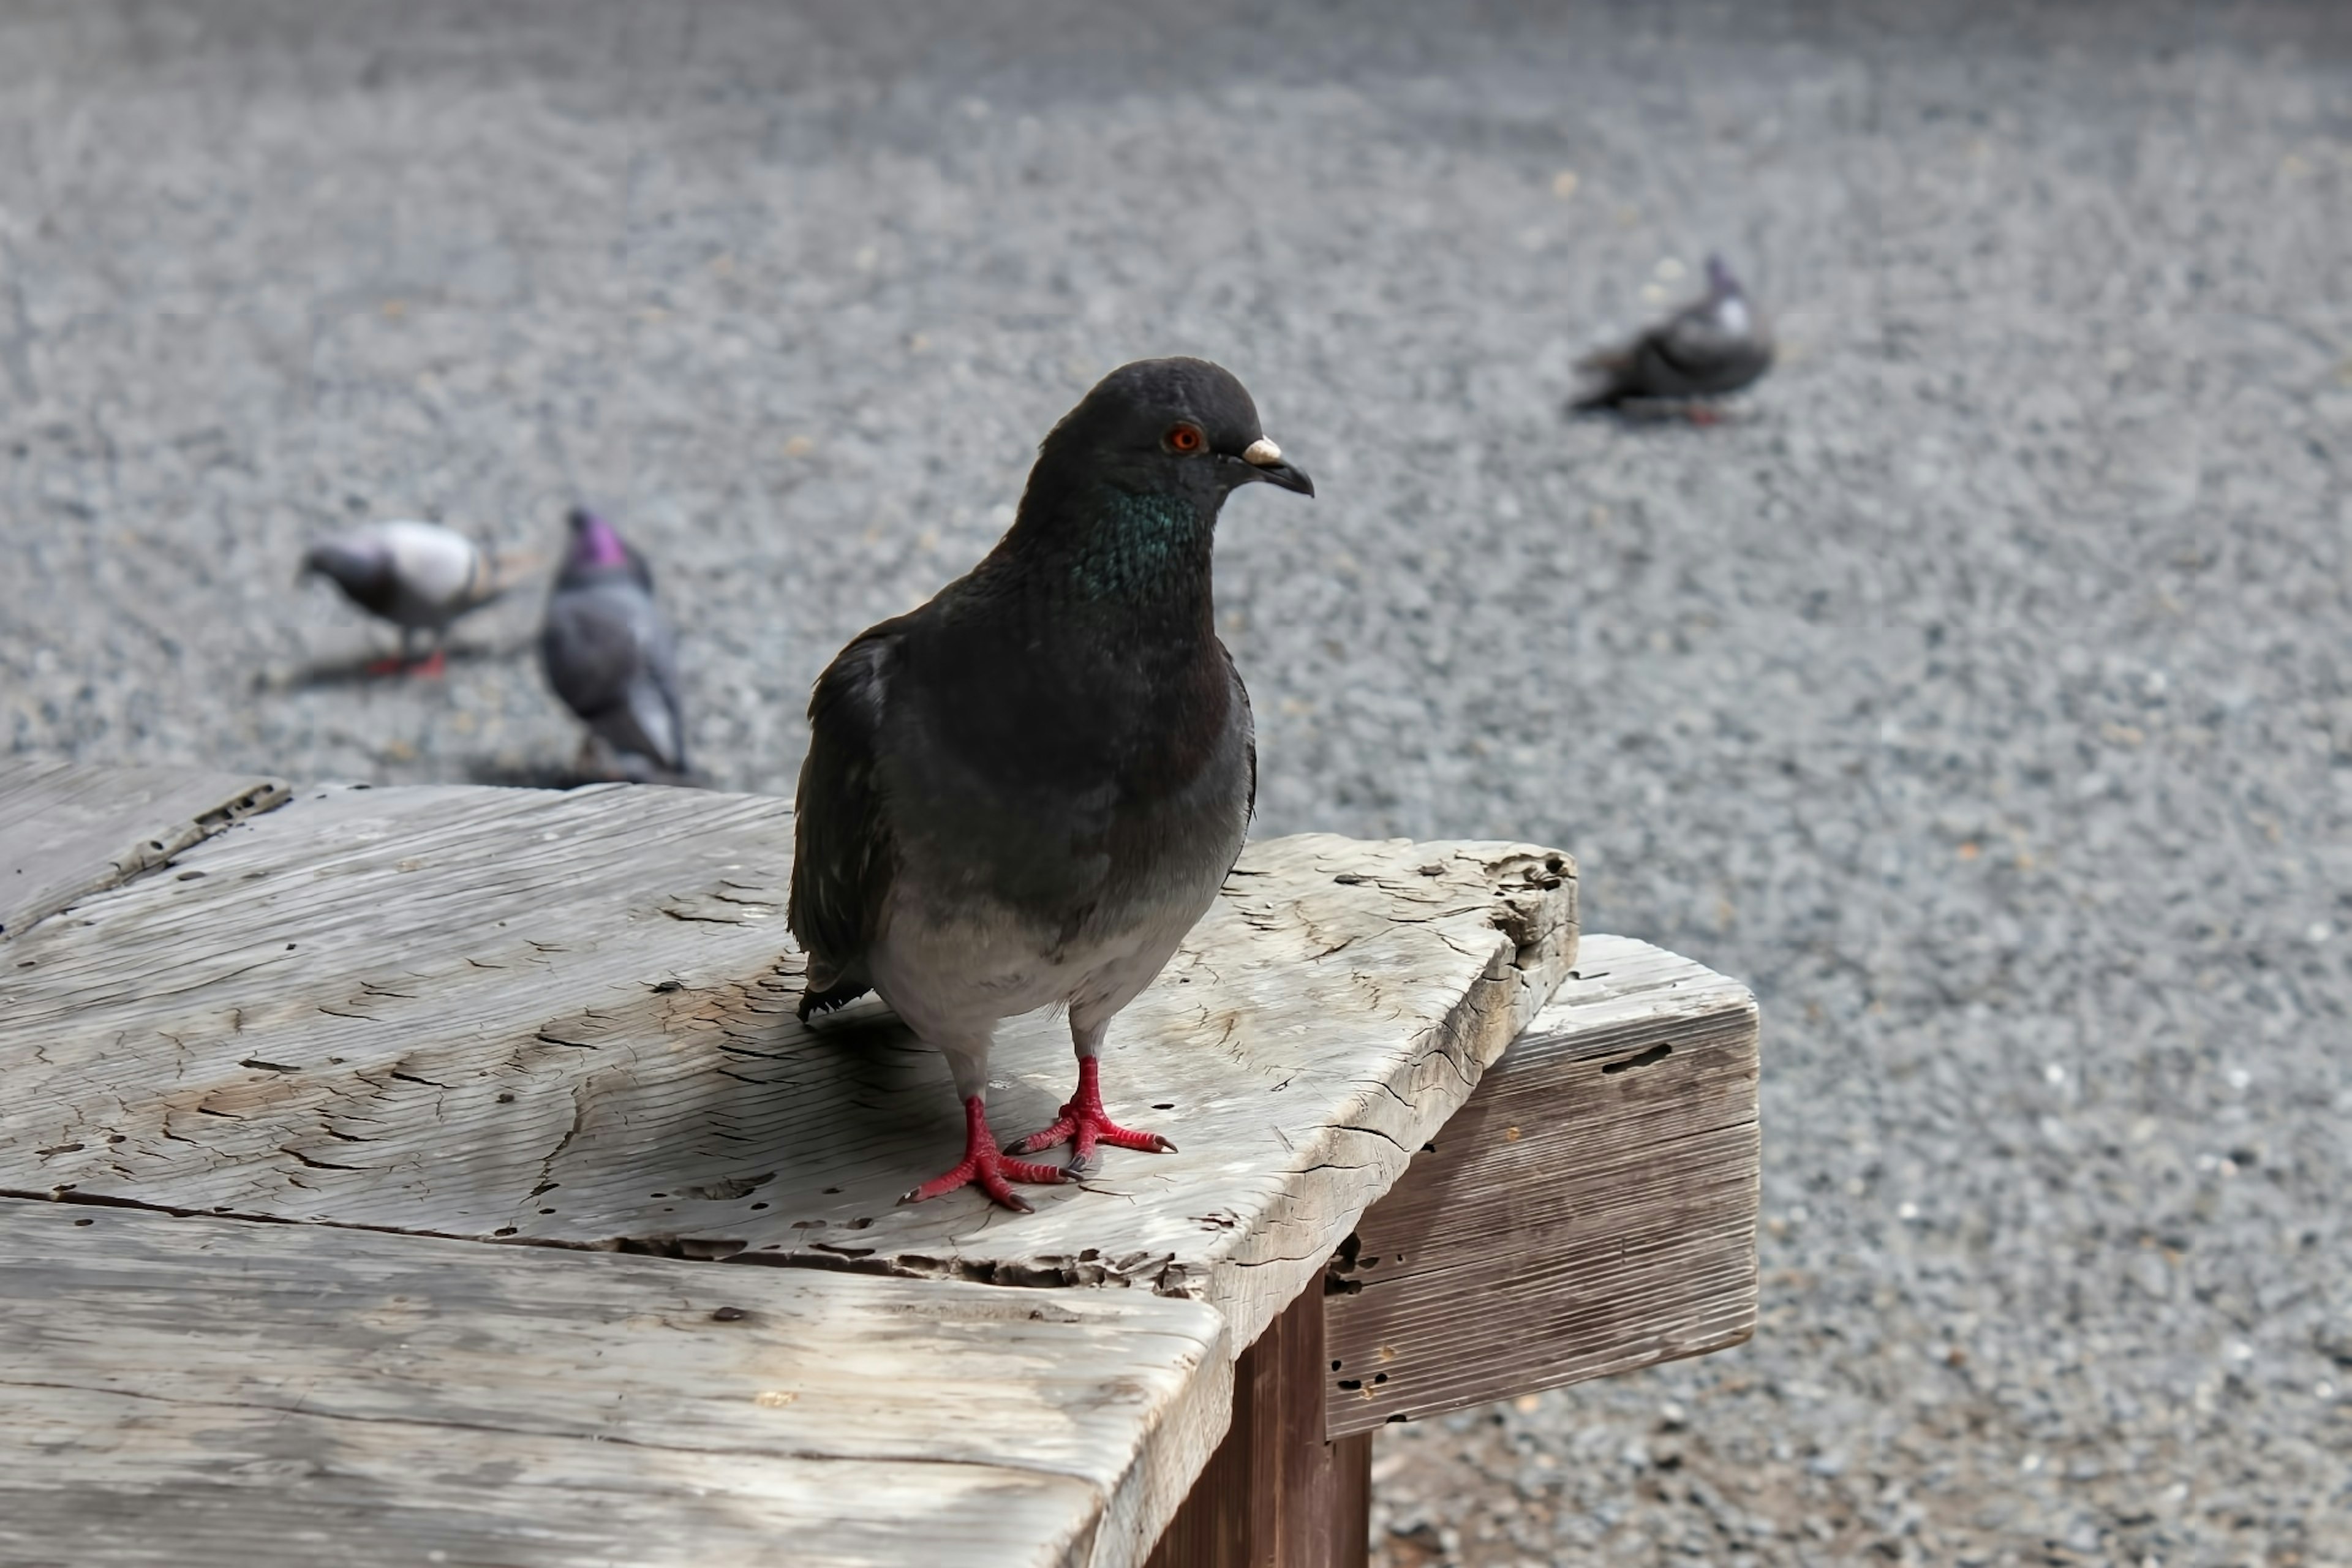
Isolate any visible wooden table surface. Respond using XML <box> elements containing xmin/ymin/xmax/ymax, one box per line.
<box><xmin>0</xmin><ymin>760</ymin><xmax>1589</xmax><ymax>1568</ymax></box>
<box><xmin>1</xmin><ymin>1197</ymin><xmax>1229</xmax><ymax>1568</ymax></box>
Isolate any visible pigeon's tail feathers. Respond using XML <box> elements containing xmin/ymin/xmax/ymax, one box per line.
<box><xmin>787</xmin><ymin>620</ymin><xmax>907</xmax><ymax>1017</ymax></box>
<box><xmin>795</xmin><ymin>971</ymin><xmax>872</xmax><ymax>1021</ymax></box>
<box><xmin>1574</xmin><ymin>342</ymin><xmax>1632</xmax><ymax>375</ymax></box>
<box><xmin>615</xmin><ymin>672</ymin><xmax>687</xmax><ymax>775</ymax></box>
<box><xmin>1570</xmin><ymin>343</ymin><xmax>1637</xmax><ymax>409</ymax></box>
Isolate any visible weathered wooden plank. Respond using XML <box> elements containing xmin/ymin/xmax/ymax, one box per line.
<box><xmin>0</xmin><ymin>758</ymin><xmax>287</xmax><ymax>940</ymax></box>
<box><xmin>1147</xmin><ymin>1283</ymin><xmax>1373</xmax><ymax>1568</ymax></box>
<box><xmin>0</xmin><ymin>772</ymin><xmax>1575</xmax><ymax>1353</ymax></box>
<box><xmin>0</xmin><ymin>1195</ymin><xmax>1229</xmax><ymax>1568</ymax></box>
<box><xmin>1322</xmin><ymin>936</ymin><xmax>1759</xmax><ymax>1437</ymax></box>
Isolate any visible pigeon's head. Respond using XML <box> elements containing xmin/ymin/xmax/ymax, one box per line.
<box><xmin>1038</xmin><ymin>357</ymin><xmax>1314</xmax><ymax>507</ymax></box>
<box><xmin>1703</xmin><ymin>255</ymin><xmax>1757</xmax><ymax>335</ymax></box>
<box><xmin>563</xmin><ymin>507</ymin><xmax>633</xmax><ymax>571</ymax></box>
<box><xmin>299</xmin><ymin>533</ymin><xmax>392</xmax><ymax>601</ymax></box>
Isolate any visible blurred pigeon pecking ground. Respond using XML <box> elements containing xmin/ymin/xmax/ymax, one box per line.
<box><xmin>300</xmin><ymin>519</ymin><xmax>509</xmax><ymax>676</ymax></box>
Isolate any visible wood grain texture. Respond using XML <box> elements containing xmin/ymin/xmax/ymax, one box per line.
<box><xmin>1147</xmin><ymin>1284</ymin><xmax>1372</xmax><ymax>1568</ymax></box>
<box><xmin>0</xmin><ymin>757</ymin><xmax>287</xmax><ymax>940</ymax></box>
<box><xmin>1322</xmin><ymin>936</ymin><xmax>1760</xmax><ymax>1438</ymax></box>
<box><xmin>0</xmin><ymin>771</ymin><xmax>1575</xmax><ymax>1354</ymax></box>
<box><xmin>0</xmin><ymin>1195</ymin><xmax>1229</xmax><ymax>1568</ymax></box>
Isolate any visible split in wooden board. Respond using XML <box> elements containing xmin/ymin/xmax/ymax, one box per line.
<box><xmin>0</xmin><ymin>1195</ymin><xmax>1229</xmax><ymax>1568</ymax></box>
<box><xmin>0</xmin><ymin>758</ymin><xmax>286</xmax><ymax>941</ymax></box>
<box><xmin>0</xmin><ymin>768</ymin><xmax>1575</xmax><ymax>1352</ymax></box>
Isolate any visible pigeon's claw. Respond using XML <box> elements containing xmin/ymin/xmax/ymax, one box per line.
<box><xmin>902</xmin><ymin>1096</ymin><xmax>1065</xmax><ymax>1212</ymax></box>
<box><xmin>1008</xmin><ymin>1056</ymin><xmax>1178</xmax><ymax>1176</ymax></box>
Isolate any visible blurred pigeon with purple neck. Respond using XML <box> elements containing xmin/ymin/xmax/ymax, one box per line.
<box><xmin>539</xmin><ymin>508</ymin><xmax>687</xmax><ymax>779</ymax></box>
<box><xmin>787</xmin><ymin>357</ymin><xmax>1313</xmax><ymax>1212</ymax></box>
<box><xmin>300</xmin><ymin>519</ymin><xmax>507</xmax><ymax>676</ymax></box>
<box><xmin>1575</xmin><ymin>255</ymin><xmax>1774</xmax><ymax>418</ymax></box>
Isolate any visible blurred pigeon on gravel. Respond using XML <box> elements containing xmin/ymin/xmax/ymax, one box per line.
<box><xmin>300</xmin><ymin>519</ymin><xmax>507</xmax><ymax>676</ymax></box>
<box><xmin>788</xmin><ymin>357</ymin><xmax>1313</xmax><ymax>1211</ymax></box>
<box><xmin>539</xmin><ymin>507</ymin><xmax>687</xmax><ymax>780</ymax></box>
<box><xmin>1575</xmin><ymin>255</ymin><xmax>1774</xmax><ymax>417</ymax></box>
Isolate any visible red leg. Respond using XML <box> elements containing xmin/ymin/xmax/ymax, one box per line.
<box><xmin>1687</xmin><ymin>404</ymin><xmax>1722</xmax><ymax>428</ymax></box>
<box><xmin>1007</xmin><ymin>1055</ymin><xmax>1177</xmax><ymax>1175</ymax></box>
<box><xmin>902</xmin><ymin>1095</ymin><xmax>1066</xmax><ymax>1212</ymax></box>
<box><xmin>361</xmin><ymin>648</ymin><xmax>446</xmax><ymax>678</ymax></box>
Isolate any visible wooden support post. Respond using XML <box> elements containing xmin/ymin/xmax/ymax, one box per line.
<box><xmin>1146</xmin><ymin>1284</ymin><xmax>1371</xmax><ymax>1568</ymax></box>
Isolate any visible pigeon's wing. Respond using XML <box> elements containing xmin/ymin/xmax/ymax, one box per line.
<box><xmin>1643</xmin><ymin>297</ymin><xmax>1772</xmax><ymax>397</ymax></box>
<box><xmin>378</xmin><ymin>521</ymin><xmax>486</xmax><ymax>621</ymax></box>
<box><xmin>541</xmin><ymin>585</ymin><xmax>666</xmax><ymax>763</ymax></box>
<box><xmin>1223</xmin><ymin>641</ymin><xmax>1257</xmax><ymax>831</ymax></box>
<box><xmin>633</xmin><ymin>614</ymin><xmax>688</xmax><ymax>774</ymax></box>
<box><xmin>788</xmin><ymin>619</ymin><xmax>908</xmax><ymax>1016</ymax></box>
<box><xmin>605</xmin><ymin>659</ymin><xmax>684</xmax><ymax>774</ymax></box>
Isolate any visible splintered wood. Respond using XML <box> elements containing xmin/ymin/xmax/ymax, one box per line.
<box><xmin>1322</xmin><ymin>937</ymin><xmax>1760</xmax><ymax>1436</ymax></box>
<box><xmin>0</xmin><ymin>1197</ymin><xmax>1229</xmax><ymax>1568</ymax></box>
<box><xmin>0</xmin><ymin>759</ymin><xmax>286</xmax><ymax>940</ymax></box>
<box><xmin>0</xmin><ymin>772</ymin><xmax>1575</xmax><ymax>1352</ymax></box>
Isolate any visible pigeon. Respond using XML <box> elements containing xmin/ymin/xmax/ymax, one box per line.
<box><xmin>1574</xmin><ymin>255</ymin><xmax>1773</xmax><ymax>416</ymax></box>
<box><xmin>300</xmin><ymin>519</ymin><xmax>506</xmax><ymax>676</ymax></box>
<box><xmin>787</xmin><ymin>357</ymin><xmax>1313</xmax><ymax>1211</ymax></box>
<box><xmin>539</xmin><ymin>508</ymin><xmax>688</xmax><ymax>778</ymax></box>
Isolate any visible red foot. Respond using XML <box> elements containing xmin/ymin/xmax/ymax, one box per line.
<box><xmin>363</xmin><ymin>649</ymin><xmax>446</xmax><ymax>678</ymax></box>
<box><xmin>902</xmin><ymin>1096</ymin><xmax>1066</xmax><ymax>1212</ymax></box>
<box><xmin>1687</xmin><ymin>405</ymin><xmax>1723</xmax><ymax>428</ymax></box>
<box><xmin>1007</xmin><ymin>1056</ymin><xmax>1177</xmax><ymax>1176</ymax></box>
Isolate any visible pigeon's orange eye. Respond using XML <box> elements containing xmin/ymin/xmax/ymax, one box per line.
<box><xmin>1166</xmin><ymin>423</ymin><xmax>1205</xmax><ymax>454</ymax></box>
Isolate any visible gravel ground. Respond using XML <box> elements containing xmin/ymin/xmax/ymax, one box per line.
<box><xmin>4</xmin><ymin>3</ymin><xmax>2350</xmax><ymax>1562</ymax></box>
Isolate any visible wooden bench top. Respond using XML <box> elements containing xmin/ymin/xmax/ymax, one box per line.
<box><xmin>0</xmin><ymin>1196</ymin><xmax>1227</xmax><ymax>1568</ymax></box>
<box><xmin>0</xmin><ymin>760</ymin><xmax>1758</xmax><ymax>1568</ymax></box>
<box><xmin>0</xmin><ymin>761</ymin><xmax>1574</xmax><ymax>1352</ymax></box>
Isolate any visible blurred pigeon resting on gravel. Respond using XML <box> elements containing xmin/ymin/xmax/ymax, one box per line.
<box><xmin>787</xmin><ymin>357</ymin><xmax>1313</xmax><ymax>1212</ymax></box>
<box><xmin>539</xmin><ymin>508</ymin><xmax>688</xmax><ymax>779</ymax></box>
<box><xmin>300</xmin><ymin>519</ymin><xmax>507</xmax><ymax>676</ymax></box>
<box><xmin>1575</xmin><ymin>255</ymin><xmax>1774</xmax><ymax>413</ymax></box>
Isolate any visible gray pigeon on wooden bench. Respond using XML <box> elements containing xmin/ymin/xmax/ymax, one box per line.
<box><xmin>787</xmin><ymin>357</ymin><xmax>1313</xmax><ymax>1211</ymax></box>
<box><xmin>539</xmin><ymin>508</ymin><xmax>688</xmax><ymax>778</ymax></box>
<box><xmin>300</xmin><ymin>519</ymin><xmax>507</xmax><ymax>676</ymax></box>
<box><xmin>1575</xmin><ymin>255</ymin><xmax>1774</xmax><ymax>413</ymax></box>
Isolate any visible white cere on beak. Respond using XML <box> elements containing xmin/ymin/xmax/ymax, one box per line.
<box><xmin>1243</xmin><ymin>437</ymin><xmax>1284</xmax><ymax>467</ymax></box>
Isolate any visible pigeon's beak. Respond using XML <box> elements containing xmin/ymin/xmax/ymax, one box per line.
<box><xmin>1238</xmin><ymin>435</ymin><xmax>1314</xmax><ymax>497</ymax></box>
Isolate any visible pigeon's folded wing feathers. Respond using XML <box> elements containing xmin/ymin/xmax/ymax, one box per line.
<box><xmin>543</xmin><ymin>588</ymin><xmax>685</xmax><ymax>771</ymax></box>
<box><xmin>788</xmin><ymin>620</ymin><xmax>908</xmax><ymax>1016</ymax></box>
<box><xmin>631</xmin><ymin>619</ymin><xmax>687</xmax><ymax>772</ymax></box>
